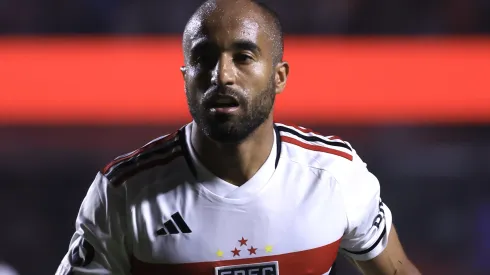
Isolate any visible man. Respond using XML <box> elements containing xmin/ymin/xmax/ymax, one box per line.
<box><xmin>56</xmin><ymin>0</ymin><xmax>421</xmax><ymax>274</ymax></box>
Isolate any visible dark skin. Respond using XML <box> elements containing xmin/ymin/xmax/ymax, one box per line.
<box><xmin>181</xmin><ymin>0</ymin><xmax>289</xmax><ymax>186</ymax></box>
<box><xmin>181</xmin><ymin>1</ymin><xmax>420</xmax><ymax>274</ymax></box>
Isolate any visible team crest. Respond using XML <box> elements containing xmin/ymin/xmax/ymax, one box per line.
<box><xmin>214</xmin><ymin>261</ymin><xmax>279</xmax><ymax>275</ymax></box>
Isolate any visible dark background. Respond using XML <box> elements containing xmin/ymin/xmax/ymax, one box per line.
<box><xmin>1</xmin><ymin>0</ymin><xmax>490</xmax><ymax>34</ymax></box>
<box><xmin>1</xmin><ymin>0</ymin><xmax>490</xmax><ymax>274</ymax></box>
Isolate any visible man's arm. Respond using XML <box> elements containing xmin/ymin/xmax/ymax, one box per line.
<box><xmin>334</xmin><ymin>144</ymin><xmax>420</xmax><ymax>275</ymax></box>
<box><xmin>55</xmin><ymin>173</ymin><xmax>131</xmax><ymax>275</ymax></box>
<box><xmin>354</xmin><ymin>225</ymin><xmax>421</xmax><ymax>275</ymax></box>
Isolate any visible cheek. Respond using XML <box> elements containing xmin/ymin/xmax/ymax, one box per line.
<box><xmin>239</xmin><ymin>63</ymin><xmax>273</xmax><ymax>89</ymax></box>
<box><xmin>184</xmin><ymin>69</ymin><xmax>203</xmax><ymax>94</ymax></box>
<box><xmin>185</xmin><ymin>67</ymin><xmax>210</xmax><ymax>92</ymax></box>
<box><xmin>185</xmin><ymin>66</ymin><xmax>200</xmax><ymax>78</ymax></box>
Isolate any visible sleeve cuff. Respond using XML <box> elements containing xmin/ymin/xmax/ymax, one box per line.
<box><xmin>341</xmin><ymin>224</ymin><xmax>389</xmax><ymax>261</ymax></box>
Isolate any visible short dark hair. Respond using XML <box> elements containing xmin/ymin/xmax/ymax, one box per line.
<box><xmin>252</xmin><ymin>1</ymin><xmax>284</xmax><ymax>64</ymax></box>
<box><xmin>186</xmin><ymin>0</ymin><xmax>284</xmax><ymax>65</ymax></box>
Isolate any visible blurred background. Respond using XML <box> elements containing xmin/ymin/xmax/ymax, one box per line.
<box><xmin>1</xmin><ymin>0</ymin><xmax>490</xmax><ymax>274</ymax></box>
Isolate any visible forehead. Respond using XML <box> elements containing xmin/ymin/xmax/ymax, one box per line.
<box><xmin>184</xmin><ymin>7</ymin><xmax>273</xmax><ymax>53</ymax></box>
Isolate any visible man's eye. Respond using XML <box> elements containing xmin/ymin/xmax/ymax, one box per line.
<box><xmin>234</xmin><ymin>54</ymin><xmax>253</xmax><ymax>63</ymax></box>
<box><xmin>194</xmin><ymin>55</ymin><xmax>215</xmax><ymax>67</ymax></box>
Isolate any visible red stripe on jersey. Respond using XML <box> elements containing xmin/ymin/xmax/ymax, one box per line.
<box><xmin>102</xmin><ymin>131</ymin><xmax>179</xmax><ymax>174</ymax></box>
<box><xmin>282</xmin><ymin>136</ymin><xmax>353</xmax><ymax>161</ymax></box>
<box><xmin>289</xmin><ymin>124</ymin><xmax>319</xmax><ymax>135</ymax></box>
<box><xmin>290</xmin><ymin>125</ymin><xmax>345</xmax><ymax>144</ymax></box>
<box><xmin>327</xmin><ymin>135</ymin><xmax>343</xmax><ymax>141</ymax></box>
<box><xmin>111</xmin><ymin>150</ymin><xmax>183</xmax><ymax>187</ymax></box>
<box><xmin>130</xmin><ymin>239</ymin><xmax>340</xmax><ymax>275</ymax></box>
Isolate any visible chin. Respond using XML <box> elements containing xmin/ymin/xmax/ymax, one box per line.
<box><xmin>194</xmin><ymin>110</ymin><xmax>269</xmax><ymax>144</ymax></box>
<box><xmin>203</xmin><ymin>123</ymin><xmax>250</xmax><ymax>144</ymax></box>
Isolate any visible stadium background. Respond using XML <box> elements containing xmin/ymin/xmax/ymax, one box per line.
<box><xmin>1</xmin><ymin>0</ymin><xmax>490</xmax><ymax>274</ymax></box>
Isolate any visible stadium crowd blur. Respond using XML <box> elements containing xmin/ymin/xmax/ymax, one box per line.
<box><xmin>1</xmin><ymin>1</ymin><xmax>489</xmax><ymax>275</ymax></box>
<box><xmin>1</xmin><ymin>0</ymin><xmax>490</xmax><ymax>34</ymax></box>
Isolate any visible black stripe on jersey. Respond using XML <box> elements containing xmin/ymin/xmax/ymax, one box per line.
<box><xmin>156</xmin><ymin>227</ymin><xmax>167</xmax><ymax>236</ymax></box>
<box><xmin>104</xmin><ymin>138</ymin><xmax>179</xmax><ymax>178</ymax></box>
<box><xmin>178</xmin><ymin>127</ymin><xmax>197</xmax><ymax>178</ymax></box>
<box><xmin>103</xmin><ymin>133</ymin><xmax>179</xmax><ymax>178</ymax></box>
<box><xmin>156</xmin><ymin>212</ymin><xmax>192</xmax><ymax>236</ymax></box>
<box><xmin>111</xmin><ymin>150</ymin><xmax>183</xmax><ymax>187</ymax></box>
<box><xmin>329</xmin><ymin>262</ymin><xmax>337</xmax><ymax>275</ymax></box>
<box><xmin>342</xmin><ymin>226</ymin><xmax>387</xmax><ymax>255</ymax></box>
<box><xmin>171</xmin><ymin>212</ymin><xmax>192</xmax><ymax>233</ymax></box>
<box><xmin>163</xmin><ymin>219</ymin><xmax>180</xmax><ymax>234</ymax></box>
<box><xmin>274</xmin><ymin>125</ymin><xmax>282</xmax><ymax>168</ymax></box>
<box><xmin>276</xmin><ymin>125</ymin><xmax>352</xmax><ymax>151</ymax></box>
<box><xmin>105</xmin><ymin>142</ymin><xmax>182</xmax><ymax>187</ymax></box>
<box><xmin>102</xmin><ymin>132</ymin><xmax>179</xmax><ymax>175</ymax></box>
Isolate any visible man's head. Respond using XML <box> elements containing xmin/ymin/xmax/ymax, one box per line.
<box><xmin>181</xmin><ymin>0</ymin><xmax>289</xmax><ymax>143</ymax></box>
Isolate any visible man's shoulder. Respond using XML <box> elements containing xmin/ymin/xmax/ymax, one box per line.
<box><xmin>275</xmin><ymin>123</ymin><xmax>376</xmax><ymax>193</ymax></box>
<box><xmin>276</xmin><ymin>123</ymin><xmax>355</xmax><ymax>163</ymax></box>
<box><xmin>100</xmin><ymin>127</ymin><xmax>188</xmax><ymax>187</ymax></box>
<box><xmin>275</xmin><ymin>122</ymin><xmax>356</xmax><ymax>173</ymax></box>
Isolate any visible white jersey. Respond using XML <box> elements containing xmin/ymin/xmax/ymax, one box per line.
<box><xmin>56</xmin><ymin>122</ymin><xmax>392</xmax><ymax>275</ymax></box>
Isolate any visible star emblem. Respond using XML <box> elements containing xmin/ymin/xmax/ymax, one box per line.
<box><xmin>238</xmin><ymin>237</ymin><xmax>248</xmax><ymax>246</ymax></box>
<box><xmin>264</xmin><ymin>245</ymin><xmax>273</xmax><ymax>253</ymax></box>
<box><xmin>216</xmin><ymin>249</ymin><xmax>223</xmax><ymax>257</ymax></box>
<box><xmin>231</xmin><ymin>247</ymin><xmax>241</xmax><ymax>257</ymax></box>
<box><xmin>247</xmin><ymin>246</ymin><xmax>257</xmax><ymax>255</ymax></box>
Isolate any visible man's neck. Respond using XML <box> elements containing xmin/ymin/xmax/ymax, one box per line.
<box><xmin>191</xmin><ymin>118</ymin><xmax>275</xmax><ymax>186</ymax></box>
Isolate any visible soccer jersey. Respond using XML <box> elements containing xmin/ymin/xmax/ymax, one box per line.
<box><xmin>56</xmin><ymin>122</ymin><xmax>392</xmax><ymax>275</ymax></box>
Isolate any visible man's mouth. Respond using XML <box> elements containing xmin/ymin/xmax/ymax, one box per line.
<box><xmin>209</xmin><ymin>96</ymin><xmax>240</xmax><ymax>108</ymax></box>
<box><xmin>205</xmin><ymin>95</ymin><xmax>241</xmax><ymax>114</ymax></box>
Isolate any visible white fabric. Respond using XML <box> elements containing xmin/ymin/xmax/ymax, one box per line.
<box><xmin>56</xmin><ymin>123</ymin><xmax>392</xmax><ymax>275</ymax></box>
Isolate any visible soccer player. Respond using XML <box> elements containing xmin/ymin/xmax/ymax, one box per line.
<box><xmin>56</xmin><ymin>0</ymin><xmax>421</xmax><ymax>274</ymax></box>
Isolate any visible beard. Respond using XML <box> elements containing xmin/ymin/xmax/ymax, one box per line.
<box><xmin>186</xmin><ymin>75</ymin><xmax>276</xmax><ymax>144</ymax></box>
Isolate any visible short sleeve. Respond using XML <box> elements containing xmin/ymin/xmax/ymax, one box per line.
<box><xmin>55</xmin><ymin>172</ymin><xmax>131</xmax><ymax>275</ymax></box>
<box><xmin>337</xmin><ymin>150</ymin><xmax>393</xmax><ymax>261</ymax></box>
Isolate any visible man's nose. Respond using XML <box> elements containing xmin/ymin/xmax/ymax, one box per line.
<box><xmin>211</xmin><ymin>55</ymin><xmax>235</xmax><ymax>86</ymax></box>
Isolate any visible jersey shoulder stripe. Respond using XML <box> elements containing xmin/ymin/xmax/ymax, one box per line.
<box><xmin>276</xmin><ymin>123</ymin><xmax>353</xmax><ymax>161</ymax></box>
<box><xmin>101</xmin><ymin>130</ymin><xmax>182</xmax><ymax>187</ymax></box>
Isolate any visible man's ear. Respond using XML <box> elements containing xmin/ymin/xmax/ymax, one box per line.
<box><xmin>180</xmin><ymin>66</ymin><xmax>187</xmax><ymax>78</ymax></box>
<box><xmin>275</xmin><ymin>61</ymin><xmax>289</xmax><ymax>94</ymax></box>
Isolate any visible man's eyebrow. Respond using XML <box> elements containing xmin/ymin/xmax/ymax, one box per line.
<box><xmin>190</xmin><ymin>38</ymin><xmax>210</xmax><ymax>53</ymax></box>
<box><xmin>189</xmin><ymin>38</ymin><xmax>261</xmax><ymax>56</ymax></box>
<box><xmin>231</xmin><ymin>39</ymin><xmax>261</xmax><ymax>53</ymax></box>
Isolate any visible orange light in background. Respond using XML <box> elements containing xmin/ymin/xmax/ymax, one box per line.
<box><xmin>1</xmin><ymin>37</ymin><xmax>489</xmax><ymax>125</ymax></box>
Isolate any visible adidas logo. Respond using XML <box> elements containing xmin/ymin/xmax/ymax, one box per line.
<box><xmin>155</xmin><ymin>212</ymin><xmax>192</xmax><ymax>236</ymax></box>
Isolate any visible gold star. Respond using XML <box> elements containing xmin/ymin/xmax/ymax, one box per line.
<box><xmin>216</xmin><ymin>249</ymin><xmax>224</xmax><ymax>257</ymax></box>
<box><xmin>264</xmin><ymin>245</ymin><xmax>273</xmax><ymax>253</ymax></box>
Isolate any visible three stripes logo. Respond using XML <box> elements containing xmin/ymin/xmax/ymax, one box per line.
<box><xmin>156</xmin><ymin>212</ymin><xmax>192</xmax><ymax>236</ymax></box>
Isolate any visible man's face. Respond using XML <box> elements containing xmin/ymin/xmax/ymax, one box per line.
<box><xmin>182</xmin><ymin>7</ymin><xmax>277</xmax><ymax>143</ymax></box>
